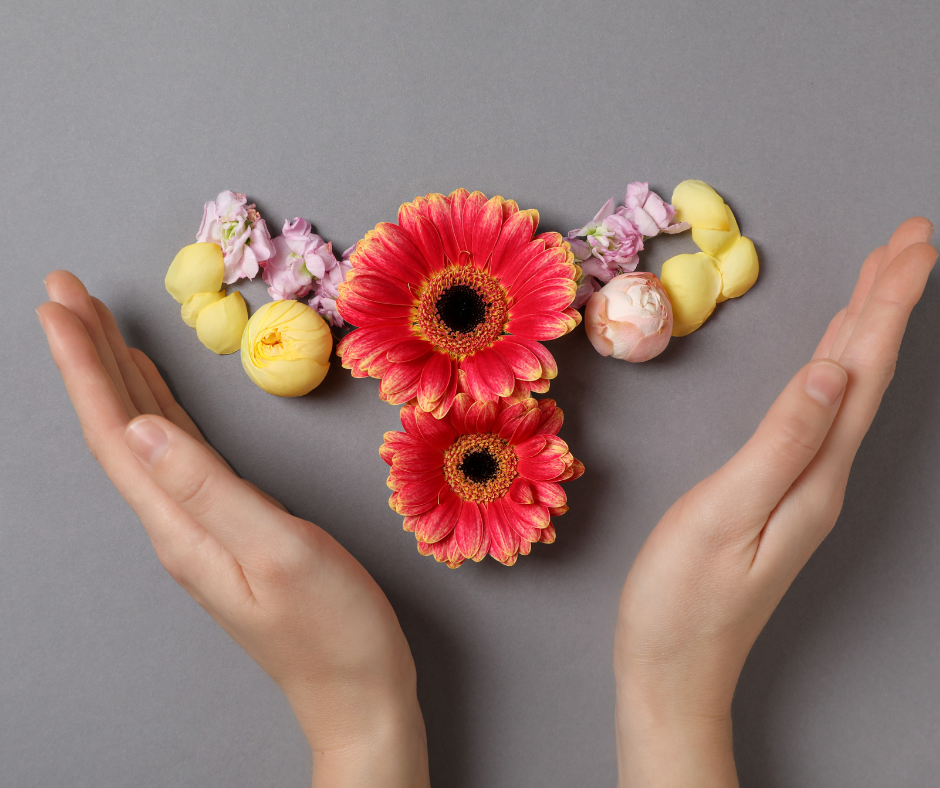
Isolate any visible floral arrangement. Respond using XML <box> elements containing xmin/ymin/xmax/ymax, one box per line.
<box><xmin>163</xmin><ymin>180</ymin><xmax>758</xmax><ymax>568</ymax></box>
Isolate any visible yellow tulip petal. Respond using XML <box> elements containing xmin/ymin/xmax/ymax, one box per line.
<box><xmin>660</xmin><ymin>252</ymin><xmax>722</xmax><ymax>337</ymax></box>
<box><xmin>196</xmin><ymin>292</ymin><xmax>248</xmax><ymax>355</ymax></box>
<box><xmin>718</xmin><ymin>236</ymin><xmax>759</xmax><ymax>299</ymax></box>
<box><xmin>165</xmin><ymin>243</ymin><xmax>224</xmax><ymax>304</ymax></box>
<box><xmin>691</xmin><ymin>204</ymin><xmax>740</xmax><ymax>259</ymax></box>
<box><xmin>241</xmin><ymin>300</ymin><xmax>332</xmax><ymax>397</ymax></box>
<box><xmin>181</xmin><ymin>291</ymin><xmax>225</xmax><ymax>328</ymax></box>
<box><xmin>671</xmin><ymin>180</ymin><xmax>730</xmax><ymax>231</ymax></box>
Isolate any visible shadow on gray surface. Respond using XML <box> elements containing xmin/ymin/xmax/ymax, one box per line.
<box><xmin>732</xmin><ymin>279</ymin><xmax>940</xmax><ymax>787</ymax></box>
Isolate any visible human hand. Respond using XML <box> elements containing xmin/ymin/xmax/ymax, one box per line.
<box><xmin>37</xmin><ymin>271</ymin><xmax>430</xmax><ymax>788</ymax></box>
<box><xmin>614</xmin><ymin>219</ymin><xmax>937</xmax><ymax>787</ymax></box>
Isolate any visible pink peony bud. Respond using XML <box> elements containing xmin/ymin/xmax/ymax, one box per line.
<box><xmin>584</xmin><ymin>272</ymin><xmax>673</xmax><ymax>362</ymax></box>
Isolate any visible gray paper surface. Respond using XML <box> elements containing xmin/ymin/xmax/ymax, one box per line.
<box><xmin>2</xmin><ymin>1</ymin><xmax>939</xmax><ymax>785</ymax></box>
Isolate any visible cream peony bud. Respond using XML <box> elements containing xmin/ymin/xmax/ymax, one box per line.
<box><xmin>165</xmin><ymin>243</ymin><xmax>224</xmax><ymax>304</ymax></box>
<box><xmin>691</xmin><ymin>204</ymin><xmax>740</xmax><ymax>260</ymax></box>
<box><xmin>671</xmin><ymin>180</ymin><xmax>730</xmax><ymax>231</ymax></box>
<box><xmin>717</xmin><ymin>236</ymin><xmax>759</xmax><ymax>300</ymax></box>
<box><xmin>584</xmin><ymin>272</ymin><xmax>673</xmax><ymax>362</ymax></box>
<box><xmin>660</xmin><ymin>253</ymin><xmax>722</xmax><ymax>337</ymax></box>
<box><xmin>196</xmin><ymin>292</ymin><xmax>248</xmax><ymax>354</ymax></box>
<box><xmin>181</xmin><ymin>291</ymin><xmax>225</xmax><ymax>328</ymax></box>
<box><xmin>241</xmin><ymin>300</ymin><xmax>332</xmax><ymax>397</ymax></box>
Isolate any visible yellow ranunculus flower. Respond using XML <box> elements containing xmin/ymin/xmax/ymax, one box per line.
<box><xmin>692</xmin><ymin>204</ymin><xmax>740</xmax><ymax>260</ymax></box>
<box><xmin>165</xmin><ymin>243</ymin><xmax>224</xmax><ymax>304</ymax></box>
<box><xmin>241</xmin><ymin>300</ymin><xmax>332</xmax><ymax>397</ymax></box>
<box><xmin>717</xmin><ymin>236</ymin><xmax>759</xmax><ymax>300</ymax></box>
<box><xmin>660</xmin><ymin>252</ymin><xmax>722</xmax><ymax>337</ymax></box>
<box><xmin>181</xmin><ymin>291</ymin><xmax>225</xmax><ymax>328</ymax></box>
<box><xmin>671</xmin><ymin>180</ymin><xmax>730</xmax><ymax>231</ymax></box>
<box><xmin>196</xmin><ymin>292</ymin><xmax>248</xmax><ymax>355</ymax></box>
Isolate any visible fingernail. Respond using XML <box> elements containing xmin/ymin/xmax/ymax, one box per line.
<box><xmin>805</xmin><ymin>361</ymin><xmax>848</xmax><ymax>407</ymax></box>
<box><xmin>125</xmin><ymin>419</ymin><xmax>169</xmax><ymax>466</ymax></box>
<box><xmin>35</xmin><ymin>308</ymin><xmax>44</xmax><ymax>327</ymax></box>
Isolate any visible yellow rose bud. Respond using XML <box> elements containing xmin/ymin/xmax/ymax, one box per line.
<box><xmin>165</xmin><ymin>243</ymin><xmax>224</xmax><ymax>304</ymax></box>
<box><xmin>660</xmin><ymin>252</ymin><xmax>722</xmax><ymax>337</ymax></box>
<box><xmin>241</xmin><ymin>300</ymin><xmax>332</xmax><ymax>397</ymax></box>
<box><xmin>717</xmin><ymin>236</ymin><xmax>759</xmax><ymax>300</ymax></box>
<box><xmin>181</xmin><ymin>291</ymin><xmax>225</xmax><ymax>328</ymax></box>
<box><xmin>671</xmin><ymin>180</ymin><xmax>730</xmax><ymax>231</ymax></box>
<box><xmin>691</xmin><ymin>204</ymin><xmax>740</xmax><ymax>260</ymax></box>
<box><xmin>196</xmin><ymin>292</ymin><xmax>248</xmax><ymax>355</ymax></box>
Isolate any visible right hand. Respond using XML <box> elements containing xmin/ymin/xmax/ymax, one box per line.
<box><xmin>38</xmin><ymin>271</ymin><xmax>430</xmax><ymax>788</ymax></box>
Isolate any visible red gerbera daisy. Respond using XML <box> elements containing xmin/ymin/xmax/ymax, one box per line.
<box><xmin>380</xmin><ymin>394</ymin><xmax>584</xmax><ymax>568</ymax></box>
<box><xmin>336</xmin><ymin>190</ymin><xmax>582</xmax><ymax>417</ymax></box>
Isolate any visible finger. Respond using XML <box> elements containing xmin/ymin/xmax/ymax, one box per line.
<box><xmin>709</xmin><ymin>359</ymin><xmax>847</xmax><ymax>527</ymax></box>
<box><xmin>814</xmin><ymin>241</ymin><xmax>938</xmax><ymax>473</ymax></box>
<box><xmin>828</xmin><ymin>218</ymin><xmax>934</xmax><ymax>359</ymax></box>
<box><xmin>812</xmin><ymin>308</ymin><xmax>847</xmax><ymax>359</ymax></box>
<box><xmin>129</xmin><ymin>347</ymin><xmax>211</xmax><ymax>444</ymax></box>
<box><xmin>44</xmin><ymin>271</ymin><xmax>137</xmax><ymax>418</ymax></box>
<box><xmin>92</xmin><ymin>298</ymin><xmax>163</xmax><ymax>417</ymax></box>
<box><xmin>124</xmin><ymin>415</ymin><xmax>304</xmax><ymax>567</ymax></box>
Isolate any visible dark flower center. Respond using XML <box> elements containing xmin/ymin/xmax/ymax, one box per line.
<box><xmin>435</xmin><ymin>284</ymin><xmax>488</xmax><ymax>334</ymax></box>
<box><xmin>458</xmin><ymin>449</ymin><xmax>499</xmax><ymax>484</ymax></box>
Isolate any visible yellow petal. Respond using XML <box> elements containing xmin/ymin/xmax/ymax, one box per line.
<box><xmin>718</xmin><ymin>236</ymin><xmax>759</xmax><ymax>299</ymax></box>
<box><xmin>671</xmin><ymin>180</ymin><xmax>730</xmax><ymax>231</ymax></box>
<box><xmin>660</xmin><ymin>253</ymin><xmax>722</xmax><ymax>337</ymax></box>
<box><xmin>196</xmin><ymin>292</ymin><xmax>248</xmax><ymax>355</ymax></box>
<box><xmin>165</xmin><ymin>243</ymin><xmax>224</xmax><ymax>304</ymax></box>
<box><xmin>692</xmin><ymin>204</ymin><xmax>740</xmax><ymax>259</ymax></box>
<box><xmin>241</xmin><ymin>300</ymin><xmax>332</xmax><ymax>397</ymax></box>
<box><xmin>181</xmin><ymin>291</ymin><xmax>225</xmax><ymax>328</ymax></box>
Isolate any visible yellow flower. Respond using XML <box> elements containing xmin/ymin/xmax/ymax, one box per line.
<box><xmin>717</xmin><ymin>236</ymin><xmax>759</xmax><ymax>300</ymax></box>
<box><xmin>660</xmin><ymin>253</ymin><xmax>723</xmax><ymax>337</ymax></box>
<box><xmin>196</xmin><ymin>292</ymin><xmax>248</xmax><ymax>355</ymax></box>
<box><xmin>241</xmin><ymin>300</ymin><xmax>332</xmax><ymax>397</ymax></box>
<box><xmin>165</xmin><ymin>243</ymin><xmax>224</xmax><ymax>304</ymax></box>
<box><xmin>181</xmin><ymin>291</ymin><xmax>225</xmax><ymax>328</ymax></box>
<box><xmin>671</xmin><ymin>181</ymin><xmax>730</xmax><ymax>231</ymax></box>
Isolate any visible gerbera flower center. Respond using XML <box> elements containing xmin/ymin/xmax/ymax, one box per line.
<box><xmin>443</xmin><ymin>434</ymin><xmax>517</xmax><ymax>503</ymax></box>
<box><xmin>416</xmin><ymin>267</ymin><xmax>508</xmax><ymax>359</ymax></box>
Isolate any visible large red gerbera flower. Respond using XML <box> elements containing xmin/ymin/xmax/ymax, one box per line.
<box><xmin>336</xmin><ymin>190</ymin><xmax>582</xmax><ymax>417</ymax></box>
<box><xmin>381</xmin><ymin>394</ymin><xmax>584</xmax><ymax>568</ymax></box>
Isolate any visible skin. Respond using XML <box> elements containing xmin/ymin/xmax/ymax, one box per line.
<box><xmin>37</xmin><ymin>217</ymin><xmax>936</xmax><ymax>786</ymax></box>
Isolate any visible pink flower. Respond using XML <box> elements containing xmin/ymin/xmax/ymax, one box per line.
<box><xmin>619</xmin><ymin>182</ymin><xmax>689</xmax><ymax>237</ymax></box>
<box><xmin>263</xmin><ymin>218</ymin><xmax>338</xmax><ymax>301</ymax></box>
<box><xmin>309</xmin><ymin>244</ymin><xmax>354</xmax><ymax>327</ymax></box>
<box><xmin>584</xmin><ymin>272</ymin><xmax>673</xmax><ymax>362</ymax></box>
<box><xmin>571</xmin><ymin>274</ymin><xmax>602</xmax><ymax>310</ymax></box>
<box><xmin>568</xmin><ymin>197</ymin><xmax>644</xmax><ymax>273</ymax></box>
<box><xmin>197</xmin><ymin>191</ymin><xmax>275</xmax><ymax>284</ymax></box>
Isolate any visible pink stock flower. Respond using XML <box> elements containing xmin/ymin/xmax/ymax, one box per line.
<box><xmin>584</xmin><ymin>272</ymin><xmax>673</xmax><ymax>362</ymax></box>
<box><xmin>309</xmin><ymin>244</ymin><xmax>354</xmax><ymax>327</ymax></box>
<box><xmin>197</xmin><ymin>191</ymin><xmax>275</xmax><ymax>284</ymax></box>
<box><xmin>619</xmin><ymin>182</ymin><xmax>689</xmax><ymax>237</ymax></box>
<box><xmin>568</xmin><ymin>197</ymin><xmax>644</xmax><ymax>272</ymax></box>
<box><xmin>263</xmin><ymin>218</ymin><xmax>338</xmax><ymax>301</ymax></box>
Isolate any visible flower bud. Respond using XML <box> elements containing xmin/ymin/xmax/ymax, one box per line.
<box><xmin>165</xmin><ymin>243</ymin><xmax>224</xmax><ymax>304</ymax></box>
<box><xmin>196</xmin><ymin>292</ymin><xmax>248</xmax><ymax>355</ymax></box>
<box><xmin>241</xmin><ymin>300</ymin><xmax>332</xmax><ymax>397</ymax></box>
<box><xmin>585</xmin><ymin>272</ymin><xmax>673</xmax><ymax>361</ymax></box>
<box><xmin>717</xmin><ymin>236</ymin><xmax>759</xmax><ymax>300</ymax></box>
<box><xmin>660</xmin><ymin>253</ymin><xmax>722</xmax><ymax>337</ymax></box>
<box><xmin>181</xmin><ymin>291</ymin><xmax>225</xmax><ymax>328</ymax></box>
<box><xmin>671</xmin><ymin>180</ymin><xmax>730</xmax><ymax>231</ymax></box>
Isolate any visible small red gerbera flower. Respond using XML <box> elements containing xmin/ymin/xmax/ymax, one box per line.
<box><xmin>380</xmin><ymin>394</ymin><xmax>584</xmax><ymax>568</ymax></box>
<box><xmin>336</xmin><ymin>190</ymin><xmax>582</xmax><ymax>417</ymax></box>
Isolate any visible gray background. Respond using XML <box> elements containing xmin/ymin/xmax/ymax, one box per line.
<box><xmin>1</xmin><ymin>0</ymin><xmax>938</xmax><ymax>785</ymax></box>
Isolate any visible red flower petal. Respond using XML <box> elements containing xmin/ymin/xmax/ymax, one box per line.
<box><xmin>354</xmin><ymin>235</ymin><xmax>426</xmax><ymax>287</ymax></box>
<box><xmin>379</xmin><ymin>355</ymin><xmax>429</xmax><ymax>400</ymax></box>
<box><xmin>391</xmin><ymin>445</ymin><xmax>444</xmax><ymax>472</ymax></box>
<box><xmin>483</xmin><ymin>501</ymin><xmax>520</xmax><ymax>565</ymax></box>
<box><xmin>505</xmin><ymin>312</ymin><xmax>570</xmax><ymax>341</ymax></box>
<box><xmin>414</xmin><ymin>407</ymin><xmax>457</xmax><ymax>452</ymax></box>
<box><xmin>517</xmin><ymin>455</ymin><xmax>568</xmax><ymax>481</ymax></box>
<box><xmin>389</xmin><ymin>465</ymin><xmax>447</xmax><ymax>486</ymax></box>
<box><xmin>498</xmin><ymin>239</ymin><xmax>549</xmax><ymax>289</ymax></box>
<box><xmin>506</xmin><ymin>246</ymin><xmax>570</xmax><ymax>294</ymax></box>
<box><xmin>429</xmin><ymin>359</ymin><xmax>460</xmax><ymax>419</ymax></box>
<box><xmin>399</xmin><ymin>205</ymin><xmax>446</xmax><ymax>273</ymax></box>
<box><xmin>462</xmin><ymin>191</ymin><xmax>488</xmax><ymax>254</ymax></box>
<box><xmin>459</xmin><ymin>353</ymin><xmax>491</xmax><ymax>402</ymax></box>
<box><xmin>412</xmin><ymin>488</ymin><xmax>462</xmax><ymax>543</ymax></box>
<box><xmin>346</xmin><ymin>273</ymin><xmax>416</xmax><ymax>306</ymax></box>
<box><xmin>449</xmin><ymin>188</ymin><xmax>470</xmax><ymax>251</ymax></box>
<box><xmin>534</xmin><ymin>403</ymin><xmax>564</xmax><ymax>436</ymax></box>
<box><xmin>509</xmin><ymin>280</ymin><xmax>577</xmax><ymax>319</ymax></box>
<box><xmin>470</xmin><ymin>346</ymin><xmax>515</xmax><ymax>399</ymax></box>
<box><xmin>339</xmin><ymin>288</ymin><xmax>415</xmax><ymax>320</ymax></box>
<box><xmin>531</xmin><ymin>480</ymin><xmax>566</xmax><ymax>508</ymax></box>
<box><xmin>508</xmin><ymin>408</ymin><xmax>543</xmax><ymax>444</ymax></box>
<box><xmin>386</xmin><ymin>338</ymin><xmax>434</xmax><ymax>363</ymax></box>
<box><xmin>501</xmin><ymin>336</ymin><xmax>558</xmax><ymax>379</ymax></box>
<box><xmin>488</xmin><ymin>209</ymin><xmax>538</xmax><ymax>279</ymax></box>
<box><xmin>390</xmin><ymin>491</ymin><xmax>437</xmax><ymax>516</ymax></box>
<box><xmin>492</xmin><ymin>399</ymin><xmax>530</xmax><ymax>434</ymax></box>
<box><xmin>538</xmin><ymin>523</ymin><xmax>557</xmax><ymax>544</ymax></box>
<box><xmin>337</xmin><ymin>323</ymin><xmax>412</xmax><ymax>362</ymax></box>
<box><xmin>372</xmin><ymin>222</ymin><xmax>434</xmax><ymax>278</ymax></box>
<box><xmin>471</xmin><ymin>195</ymin><xmax>505</xmax><ymax>267</ymax></box>
<box><xmin>490</xmin><ymin>337</ymin><xmax>542</xmax><ymax>382</ymax></box>
<box><xmin>454</xmin><ymin>500</ymin><xmax>485</xmax><ymax>560</ymax></box>
<box><xmin>448</xmin><ymin>393</ymin><xmax>474</xmax><ymax>435</ymax></box>
<box><xmin>509</xmin><ymin>477</ymin><xmax>535</xmax><ymax>504</ymax></box>
<box><xmin>504</xmin><ymin>498</ymin><xmax>550</xmax><ymax>536</ymax></box>
<box><xmin>514</xmin><ymin>435</ymin><xmax>547</xmax><ymax>459</ymax></box>
<box><xmin>465</xmin><ymin>398</ymin><xmax>498</xmax><ymax>434</ymax></box>
<box><xmin>416</xmin><ymin>351</ymin><xmax>453</xmax><ymax>412</ymax></box>
<box><xmin>397</xmin><ymin>474</ymin><xmax>447</xmax><ymax>506</ymax></box>
<box><xmin>427</xmin><ymin>193</ymin><xmax>460</xmax><ymax>264</ymax></box>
